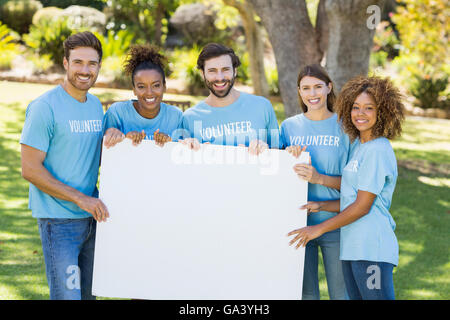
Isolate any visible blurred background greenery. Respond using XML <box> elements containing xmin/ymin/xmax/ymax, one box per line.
<box><xmin>0</xmin><ymin>0</ymin><xmax>448</xmax><ymax>115</ymax></box>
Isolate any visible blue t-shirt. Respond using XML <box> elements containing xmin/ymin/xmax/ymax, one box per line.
<box><xmin>103</xmin><ymin>100</ymin><xmax>183</xmax><ymax>141</ymax></box>
<box><xmin>181</xmin><ymin>92</ymin><xmax>280</xmax><ymax>148</ymax></box>
<box><xmin>280</xmin><ymin>113</ymin><xmax>351</xmax><ymax>226</ymax></box>
<box><xmin>340</xmin><ymin>137</ymin><xmax>399</xmax><ymax>265</ymax></box>
<box><xmin>20</xmin><ymin>85</ymin><xmax>104</xmax><ymax>219</ymax></box>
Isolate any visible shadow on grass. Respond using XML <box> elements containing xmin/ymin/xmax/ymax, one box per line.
<box><xmin>392</xmin><ymin>166</ymin><xmax>450</xmax><ymax>299</ymax></box>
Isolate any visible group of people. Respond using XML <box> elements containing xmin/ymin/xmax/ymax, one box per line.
<box><xmin>20</xmin><ymin>31</ymin><xmax>405</xmax><ymax>300</ymax></box>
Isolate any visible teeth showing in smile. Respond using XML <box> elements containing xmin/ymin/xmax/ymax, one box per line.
<box><xmin>308</xmin><ymin>98</ymin><xmax>320</xmax><ymax>104</ymax></box>
<box><xmin>355</xmin><ymin>119</ymin><xmax>368</xmax><ymax>124</ymax></box>
<box><xmin>145</xmin><ymin>97</ymin><xmax>156</xmax><ymax>103</ymax></box>
<box><xmin>77</xmin><ymin>75</ymin><xmax>90</xmax><ymax>81</ymax></box>
<box><xmin>214</xmin><ymin>82</ymin><xmax>227</xmax><ymax>89</ymax></box>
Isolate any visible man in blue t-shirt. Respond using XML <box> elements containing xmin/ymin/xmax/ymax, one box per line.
<box><xmin>181</xmin><ymin>43</ymin><xmax>280</xmax><ymax>152</ymax></box>
<box><xmin>20</xmin><ymin>32</ymin><xmax>106</xmax><ymax>300</ymax></box>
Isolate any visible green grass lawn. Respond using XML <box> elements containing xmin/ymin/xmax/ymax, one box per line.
<box><xmin>0</xmin><ymin>80</ymin><xmax>448</xmax><ymax>300</ymax></box>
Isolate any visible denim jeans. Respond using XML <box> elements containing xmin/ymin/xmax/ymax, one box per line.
<box><xmin>302</xmin><ymin>229</ymin><xmax>347</xmax><ymax>300</ymax></box>
<box><xmin>341</xmin><ymin>260</ymin><xmax>395</xmax><ymax>300</ymax></box>
<box><xmin>37</xmin><ymin>217</ymin><xmax>97</xmax><ymax>300</ymax></box>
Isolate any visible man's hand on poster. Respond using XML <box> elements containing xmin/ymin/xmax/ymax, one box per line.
<box><xmin>180</xmin><ymin>137</ymin><xmax>201</xmax><ymax>151</ymax></box>
<box><xmin>103</xmin><ymin>127</ymin><xmax>125</xmax><ymax>148</ymax></box>
<box><xmin>76</xmin><ymin>194</ymin><xmax>109</xmax><ymax>222</ymax></box>
<box><xmin>248</xmin><ymin>139</ymin><xmax>268</xmax><ymax>155</ymax></box>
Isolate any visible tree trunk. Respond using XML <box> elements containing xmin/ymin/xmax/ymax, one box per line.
<box><xmin>153</xmin><ymin>1</ymin><xmax>165</xmax><ymax>47</ymax></box>
<box><xmin>324</xmin><ymin>0</ymin><xmax>385</xmax><ymax>92</ymax></box>
<box><xmin>248</xmin><ymin>0</ymin><xmax>384</xmax><ymax>118</ymax></box>
<box><xmin>223</xmin><ymin>0</ymin><xmax>269</xmax><ymax>97</ymax></box>
<box><xmin>249</xmin><ymin>0</ymin><xmax>322</xmax><ymax>118</ymax></box>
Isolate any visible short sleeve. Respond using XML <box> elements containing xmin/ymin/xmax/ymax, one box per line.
<box><xmin>279</xmin><ymin>121</ymin><xmax>288</xmax><ymax>149</ymax></box>
<box><xmin>20</xmin><ymin>100</ymin><xmax>54</xmax><ymax>153</ymax></box>
<box><xmin>357</xmin><ymin>146</ymin><xmax>393</xmax><ymax>195</ymax></box>
<box><xmin>102</xmin><ymin>107</ymin><xmax>122</xmax><ymax>133</ymax></box>
<box><xmin>265</xmin><ymin>102</ymin><xmax>280</xmax><ymax>149</ymax></box>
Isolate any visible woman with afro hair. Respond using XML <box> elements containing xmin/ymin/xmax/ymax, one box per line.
<box><xmin>288</xmin><ymin>76</ymin><xmax>405</xmax><ymax>300</ymax></box>
<box><xmin>103</xmin><ymin>44</ymin><xmax>182</xmax><ymax>148</ymax></box>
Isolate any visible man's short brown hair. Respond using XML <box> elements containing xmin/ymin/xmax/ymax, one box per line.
<box><xmin>63</xmin><ymin>31</ymin><xmax>103</xmax><ymax>62</ymax></box>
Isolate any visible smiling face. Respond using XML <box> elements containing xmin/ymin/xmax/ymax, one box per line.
<box><xmin>351</xmin><ymin>91</ymin><xmax>377</xmax><ymax>142</ymax></box>
<box><xmin>132</xmin><ymin>69</ymin><xmax>166</xmax><ymax>116</ymax></box>
<box><xmin>202</xmin><ymin>54</ymin><xmax>236</xmax><ymax>98</ymax></box>
<box><xmin>298</xmin><ymin>76</ymin><xmax>331</xmax><ymax>112</ymax></box>
<box><xmin>63</xmin><ymin>46</ymin><xmax>101</xmax><ymax>92</ymax></box>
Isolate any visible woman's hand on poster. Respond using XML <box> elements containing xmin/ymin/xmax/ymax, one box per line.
<box><xmin>293</xmin><ymin>158</ymin><xmax>322</xmax><ymax>184</ymax></box>
<box><xmin>286</xmin><ymin>145</ymin><xmax>306</xmax><ymax>158</ymax></box>
<box><xmin>300</xmin><ymin>201</ymin><xmax>322</xmax><ymax>215</ymax></box>
<box><xmin>103</xmin><ymin>127</ymin><xmax>125</xmax><ymax>148</ymax></box>
<box><xmin>126</xmin><ymin>130</ymin><xmax>146</xmax><ymax>146</ymax></box>
<box><xmin>287</xmin><ymin>225</ymin><xmax>324</xmax><ymax>249</ymax></box>
<box><xmin>153</xmin><ymin>129</ymin><xmax>172</xmax><ymax>147</ymax></box>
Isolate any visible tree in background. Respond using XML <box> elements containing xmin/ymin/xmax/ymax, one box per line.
<box><xmin>222</xmin><ymin>0</ymin><xmax>269</xmax><ymax>97</ymax></box>
<box><xmin>103</xmin><ymin>0</ymin><xmax>179</xmax><ymax>47</ymax></box>
<box><xmin>248</xmin><ymin>0</ymin><xmax>386</xmax><ymax>117</ymax></box>
<box><xmin>392</xmin><ymin>0</ymin><xmax>449</xmax><ymax>110</ymax></box>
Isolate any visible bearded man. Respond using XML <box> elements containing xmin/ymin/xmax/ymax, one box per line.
<box><xmin>181</xmin><ymin>43</ymin><xmax>280</xmax><ymax>152</ymax></box>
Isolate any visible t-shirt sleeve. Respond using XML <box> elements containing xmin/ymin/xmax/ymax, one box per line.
<box><xmin>171</xmin><ymin>110</ymin><xmax>185</xmax><ymax>142</ymax></box>
<box><xmin>357</xmin><ymin>145</ymin><xmax>393</xmax><ymax>195</ymax></box>
<box><xmin>279</xmin><ymin>121</ymin><xmax>288</xmax><ymax>149</ymax></box>
<box><xmin>20</xmin><ymin>100</ymin><xmax>54</xmax><ymax>153</ymax></box>
<box><xmin>102</xmin><ymin>107</ymin><xmax>122</xmax><ymax>134</ymax></box>
<box><xmin>180</xmin><ymin>114</ymin><xmax>193</xmax><ymax>139</ymax></box>
<box><xmin>265</xmin><ymin>102</ymin><xmax>281</xmax><ymax>149</ymax></box>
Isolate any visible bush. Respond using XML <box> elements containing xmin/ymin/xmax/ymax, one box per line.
<box><xmin>31</xmin><ymin>6</ymin><xmax>63</xmax><ymax>25</ymax></box>
<box><xmin>410</xmin><ymin>75</ymin><xmax>450</xmax><ymax>110</ymax></box>
<box><xmin>0</xmin><ymin>0</ymin><xmax>43</xmax><ymax>34</ymax></box>
<box><xmin>23</xmin><ymin>16</ymin><xmax>74</xmax><ymax>68</ymax></box>
<box><xmin>94</xmin><ymin>29</ymin><xmax>134</xmax><ymax>59</ymax></box>
<box><xmin>0</xmin><ymin>21</ymin><xmax>21</xmax><ymax>70</ymax></box>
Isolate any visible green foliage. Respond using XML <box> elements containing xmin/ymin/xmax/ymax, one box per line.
<box><xmin>0</xmin><ymin>0</ymin><xmax>43</xmax><ymax>34</ymax></box>
<box><xmin>410</xmin><ymin>75</ymin><xmax>449</xmax><ymax>110</ymax></box>
<box><xmin>392</xmin><ymin>0</ymin><xmax>449</xmax><ymax>110</ymax></box>
<box><xmin>0</xmin><ymin>21</ymin><xmax>21</xmax><ymax>70</ymax></box>
<box><xmin>103</xmin><ymin>0</ymin><xmax>179</xmax><ymax>44</ymax></box>
<box><xmin>23</xmin><ymin>17</ymin><xmax>74</xmax><ymax>67</ymax></box>
<box><xmin>94</xmin><ymin>29</ymin><xmax>134</xmax><ymax>59</ymax></box>
<box><xmin>170</xmin><ymin>45</ymin><xmax>207</xmax><ymax>95</ymax></box>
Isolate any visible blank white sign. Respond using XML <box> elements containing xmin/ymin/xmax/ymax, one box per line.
<box><xmin>92</xmin><ymin>140</ymin><xmax>308</xmax><ymax>300</ymax></box>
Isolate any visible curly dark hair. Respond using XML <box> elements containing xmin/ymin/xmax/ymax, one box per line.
<box><xmin>335</xmin><ymin>76</ymin><xmax>405</xmax><ymax>141</ymax></box>
<box><xmin>123</xmin><ymin>44</ymin><xmax>167</xmax><ymax>86</ymax></box>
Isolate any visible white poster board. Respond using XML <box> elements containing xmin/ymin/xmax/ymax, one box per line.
<box><xmin>92</xmin><ymin>140</ymin><xmax>308</xmax><ymax>300</ymax></box>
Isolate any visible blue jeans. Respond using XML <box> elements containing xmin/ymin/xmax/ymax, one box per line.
<box><xmin>302</xmin><ymin>229</ymin><xmax>347</xmax><ymax>300</ymax></box>
<box><xmin>341</xmin><ymin>260</ymin><xmax>395</xmax><ymax>300</ymax></box>
<box><xmin>37</xmin><ymin>217</ymin><xmax>97</xmax><ymax>300</ymax></box>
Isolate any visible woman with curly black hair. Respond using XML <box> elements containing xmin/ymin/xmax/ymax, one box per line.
<box><xmin>103</xmin><ymin>44</ymin><xmax>182</xmax><ymax>147</ymax></box>
<box><xmin>288</xmin><ymin>76</ymin><xmax>405</xmax><ymax>300</ymax></box>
